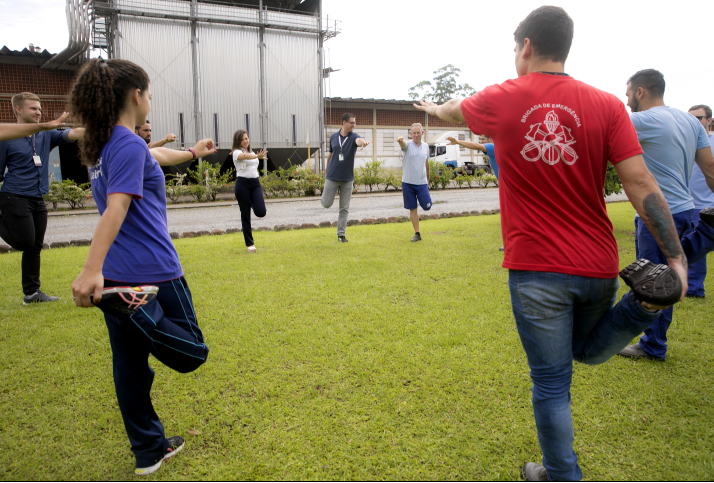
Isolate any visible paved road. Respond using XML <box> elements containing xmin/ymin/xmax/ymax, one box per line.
<box><xmin>40</xmin><ymin>188</ymin><xmax>628</xmax><ymax>244</ymax></box>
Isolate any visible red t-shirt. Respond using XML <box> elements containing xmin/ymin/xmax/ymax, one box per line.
<box><xmin>461</xmin><ymin>73</ymin><xmax>642</xmax><ymax>278</ymax></box>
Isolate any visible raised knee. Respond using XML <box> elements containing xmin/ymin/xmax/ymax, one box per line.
<box><xmin>255</xmin><ymin>211</ymin><xmax>267</xmax><ymax>218</ymax></box>
<box><xmin>322</xmin><ymin>200</ymin><xmax>333</xmax><ymax>208</ymax></box>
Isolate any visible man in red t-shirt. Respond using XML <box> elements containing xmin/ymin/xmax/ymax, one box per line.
<box><xmin>415</xmin><ymin>6</ymin><xmax>690</xmax><ymax>481</ymax></box>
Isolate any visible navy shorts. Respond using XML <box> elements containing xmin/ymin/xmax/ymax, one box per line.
<box><xmin>402</xmin><ymin>182</ymin><xmax>432</xmax><ymax>211</ymax></box>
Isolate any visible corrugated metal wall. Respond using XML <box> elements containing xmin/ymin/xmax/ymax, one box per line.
<box><xmin>117</xmin><ymin>16</ymin><xmax>194</xmax><ymax>145</ymax></box>
<box><xmin>198</xmin><ymin>23</ymin><xmax>261</xmax><ymax>149</ymax></box>
<box><xmin>113</xmin><ymin>0</ymin><xmax>321</xmax><ymax>153</ymax></box>
<box><xmin>264</xmin><ymin>30</ymin><xmax>321</xmax><ymax>149</ymax></box>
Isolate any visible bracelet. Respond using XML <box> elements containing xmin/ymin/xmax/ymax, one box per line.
<box><xmin>186</xmin><ymin>148</ymin><xmax>196</xmax><ymax>160</ymax></box>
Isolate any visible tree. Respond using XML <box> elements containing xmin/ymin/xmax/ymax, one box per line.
<box><xmin>408</xmin><ymin>64</ymin><xmax>476</xmax><ymax>103</ymax></box>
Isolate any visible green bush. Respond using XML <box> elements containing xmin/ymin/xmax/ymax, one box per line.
<box><xmin>63</xmin><ymin>181</ymin><xmax>92</xmax><ymax>209</ymax></box>
<box><xmin>356</xmin><ymin>158</ymin><xmax>385</xmax><ymax>192</ymax></box>
<box><xmin>481</xmin><ymin>173</ymin><xmax>498</xmax><ymax>187</ymax></box>
<box><xmin>187</xmin><ymin>160</ymin><xmax>234</xmax><ymax>202</ymax></box>
<box><xmin>454</xmin><ymin>173</ymin><xmax>469</xmax><ymax>189</ymax></box>
<box><xmin>43</xmin><ymin>181</ymin><xmax>64</xmax><ymax>210</ymax></box>
<box><xmin>427</xmin><ymin>160</ymin><xmax>441</xmax><ymax>190</ymax></box>
<box><xmin>165</xmin><ymin>173</ymin><xmax>188</xmax><ymax>204</ymax></box>
<box><xmin>383</xmin><ymin>169</ymin><xmax>402</xmax><ymax>192</ymax></box>
<box><xmin>604</xmin><ymin>162</ymin><xmax>623</xmax><ymax>197</ymax></box>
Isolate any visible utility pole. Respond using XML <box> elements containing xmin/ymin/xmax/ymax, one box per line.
<box><xmin>259</xmin><ymin>0</ymin><xmax>268</xmax><ymax>175</ymax></box>
<box><xmin>190</xmin><ymin>0</ymin><xmax>203</xmax><ymax>148</ymax></box>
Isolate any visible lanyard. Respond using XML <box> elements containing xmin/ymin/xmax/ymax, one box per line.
<box><xmin>26</xmin><ymin>134</ymin><xmax>37</xmax><ymax>156</ymax></box>
<box><xmin>338</xmin><ymin>133</ymin><xmax>348</xmax><ymax>153</ymax></box>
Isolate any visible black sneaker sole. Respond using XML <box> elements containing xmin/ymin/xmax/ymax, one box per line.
<box><xmin>90</xmin><ymin>287</ymin><xmax>158</xmax><ymax>319</ymax></box>
<box><xmin>700</xmin><ymin>207</ymin><xmax>714</xmax><ymax>228</ymax></box>
<box><xmin>619</xmin><ymin>259</ymin><xmax>682</xmax><ymax>306</ymax></box>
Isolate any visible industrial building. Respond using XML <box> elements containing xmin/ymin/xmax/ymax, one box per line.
<box><xmin>1</xmin><ymin>0</ymin><xmax>491</xmax><ymax>181</ymax></box>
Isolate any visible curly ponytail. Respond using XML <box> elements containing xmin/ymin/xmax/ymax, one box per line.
<box><xmin>69</xmin><ymin>59</ymin><xmax>150</xmax><ymax>167</ymax></box>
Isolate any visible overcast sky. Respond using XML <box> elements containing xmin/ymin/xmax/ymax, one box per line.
<box><xmin>2</xmin><ymin>0</ymin><xmax>712</xmax><ymax>112</ymax></box>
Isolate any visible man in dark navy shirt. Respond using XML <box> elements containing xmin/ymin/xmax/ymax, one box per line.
<box><xmin>321</xmin><ymin>112</ymin><xmax>370</xmax><ymax>242</ymax></box>
<box><xmin>0</xmin><ymin>92</ymin><xmax>84</xmax><ymax>304</ymax></box>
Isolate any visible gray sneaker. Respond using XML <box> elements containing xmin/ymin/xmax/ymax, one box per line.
<box><xmin>23</xmin><ymin>290</ymin><xmax>59</xmax><ymax>305</ymax></box>
<box><xmin>617</xmin><ymin>343</ymin><xmax>664</xmax><ymax>361</ymax></box>
<box><xmin>521</xmin><ymin>462</ymin><xmax>548</xmax><ymax>481</ymax></box>
<box><xmin>411</xmin><ymin>233</ymin><xmax>422</xmax><ymax>242</ymax></box>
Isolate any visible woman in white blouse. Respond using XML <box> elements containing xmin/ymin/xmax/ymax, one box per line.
<box><xmin>231</xmin><ymin>130</ymin><xmax>267</xmax><ymax>253</ymax></box>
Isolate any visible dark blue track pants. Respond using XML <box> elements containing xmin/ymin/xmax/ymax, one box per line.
<box><xmin>104</xmin><ymin>277</ymin><xmax>209</xmax><ymax>468</ymax></box>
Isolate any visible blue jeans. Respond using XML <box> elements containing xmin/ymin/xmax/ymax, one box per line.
<box><xmin>635</xmin><ymin>211</ymin><xmax>693</xmax><ymax>359</ymax></box>
<box><xmin>508</xmin><ymin>270</ymin><xmax>662</xmax><ymax>481</ymax></box>
<box><xmin>686</xmin><ymin>209</ymin><xmax>707</xmax><ymax>297</ymax></box>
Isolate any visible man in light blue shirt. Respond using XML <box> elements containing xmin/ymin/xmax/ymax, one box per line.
<box><xmin>398</xmin><ymin>123</ymin><xmax>431</xmax><ymax>242</ymax></box>
<box><xmin>618</xmin><ymin>70</ymin><xmax>714</xmax><ymax>361</ymax></box>
<box><xmin>686</xmin><ymin>104</ymin><xmax>714</xmax><ymax>297</ymax></box>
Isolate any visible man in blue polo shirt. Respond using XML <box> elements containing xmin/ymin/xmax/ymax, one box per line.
<box><xmin>321</xmin><ymin>112</ymin><xmax>370</xmax><ymax>243</ymax></box>
<box><xmin>618</xmin><ymin>70</ymin><xmax>714</xmax><ymax>361</ymax></box>
<box><xmin>398</xmin><ymin>123</ymin><xmax>431</xmax><ymax>241</ymax></box>
<box><xmin>686</xmin><ymin>104</ymin><xmax>714</xmax><ymax>298</ymax></box>
<box><xmin>0</xmin><ymin>92</ymin><xmax>84</xmax><ymax>304</ymax></box>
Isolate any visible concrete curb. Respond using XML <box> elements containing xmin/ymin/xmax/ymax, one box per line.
<box><xmin>46</xmin><ymin>188</ymin><xmax>501</xmax><ymax>217</ymax></box>
<box><xmin>0</xmin><ymin>209</ymin><xmax>502</xmax><ymax>254</ymax></box>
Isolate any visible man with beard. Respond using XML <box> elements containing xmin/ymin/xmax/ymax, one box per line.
<box><xmin>135</xmin><ymin>120</ymin><xmax>176</xmax><ymax>148</ymax></box>
<box><xmin>618</xmin><ymin>70</ymin><xmax>714</xmax><ymax>361</ymax></box>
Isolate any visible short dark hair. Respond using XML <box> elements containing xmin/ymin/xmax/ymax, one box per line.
<box><xmin>689</xmin><ymin>104</ymin><xmax>712</xmax><ymax>119</ymax></box>
<box><xmin>514</xmin><ymin>6</ymin><xmax>574</xmax><ymax>63</ymax></box>
<box><xmin>341</xmin><ymin>112</ymin><xmax>355</xmax><ymax>123</ymax></box>
<box><xmin>627</xmin><ymin>69</ymin><xmax>665</xmax><ymax>99</ymax></box>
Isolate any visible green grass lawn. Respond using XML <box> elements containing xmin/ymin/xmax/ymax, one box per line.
<box><xmin>0</xmin><ymin>202</ymin><xmax>712</xmax><ymax>481</ymax></box>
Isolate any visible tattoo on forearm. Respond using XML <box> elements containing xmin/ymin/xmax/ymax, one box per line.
<box><xmin>642</xmin><ymin>192</ymin><xmax>687</xmax><ymax>268</ymax></box>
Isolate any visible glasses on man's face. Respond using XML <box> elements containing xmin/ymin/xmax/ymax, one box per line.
<box><xmin>410</xmin><ymin>132</ymin><xmax>421</xmax><ymax>136</ymax></box>
<box><xmin>346</xmin><ymin>121</ymin><xmax>356</xmax><ymax>125</ymax></box>
<box><xmin>693</xmin><ymin>115</ymin><xmax>706</xmax><ymax>120</ymax></box>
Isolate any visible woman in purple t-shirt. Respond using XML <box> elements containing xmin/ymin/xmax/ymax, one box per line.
<box><xmin>68</xmin><ymin>59</ymin><xmax>216</xmax><ymax>476</ymax></box>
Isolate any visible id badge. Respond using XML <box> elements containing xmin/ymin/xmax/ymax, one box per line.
<box><xmin>339</xmin><ymin>153</ymin><xmax>344</xmax><ymax>161</ymax></box>
<box><xmin>33</xmin><ymin>155</ymin><xmax>42</xmax><ymax>167</ymax></box>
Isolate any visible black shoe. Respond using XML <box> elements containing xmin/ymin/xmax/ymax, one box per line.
<box><xmin>685</xmin><ymin>293</ymin><xmax>705</xmax><ymax>299</ymax></box>
<box><xmin>699</xmin><ymin>207</ymin><xmax>714</xmax><ymax>227</ymax></box>
<box><xmin>619</xmin><ymin>259</ymin><xmax>682</xmax><ymax>306</ymax></box>
<box><xmin>499</xmin><ymin>246</ymin><xmax>504</xmax><ymax>251</ymax></box>
<box><xmin>338</xmin><ymin>236</ymin><xmax>348</xmax><ymax>243</ymax></box>
<box><xmin>135</xmin><ymin>435</ymin><xmax>184</xmax><ymax>476</ymax></box>
<box><xmin>521</xmin><ymin>462</ymin><xmax>548</xmax><ymax>481</ymax></box>
<box><xmin>411</xmin><ymin>233</ymin><xmax>422</xmax><ymax>242</ymax></box>
<box><xmin>23</xmin><ymin>290</ymin><xmax>59</xmax><ymax>305</ymax></box>
<box><xmin>90</xmin><ymin>286</ymin><xmax>159</xmax><ymax>319</ymax></box>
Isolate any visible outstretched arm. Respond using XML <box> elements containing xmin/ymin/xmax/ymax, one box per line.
<box><xmin>235</xmin><ymin>149</ymin><xmax>267</xmax><ymax>160</ymax></box>
<box><xmin>446</xmin><ymin>136</ymin><xmax>486</xmax><ymax>152</ymax></box>
<box><xmin>414</xmin><ymin>99</ymin><xmax>465</xmax><ymax>124</ymax></box>
<box><xmin>0</xmin><ymin>112</ymin><xmax>70</xmax><ymax>141</ymax></box>
<box><xmin>615</xmin><ymin>155</ymin><xmax>688</xmax><ymax>304</ymax></box>
<box><xmin>148</xmin><ymin>133</ymin><xmax>177</xmax><ymax>149</ymax></box>
<box><xmin>150</xmin><ymin>139</ymin><xmax>217</xmax><ymax>166</ymax></box>
<box><xmin>397</xmin><ymin>136</ymin><xmax>407</xmax><ymax>150</ymax></box>
<box><xmin>356</xmin><ymin>138</ymin><xmax>371</xmax><ymax>150</ymax></box>
<box><xmin>694</xmin><ymin>146</ymin><xmax>714</xmax><ymax>194</ymax></box>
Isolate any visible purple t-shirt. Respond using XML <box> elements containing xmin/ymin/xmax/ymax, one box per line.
<box><xmin>89</xmin><ymin>125</ymin><xmax>182</xmax><ymax>283</ymax></box>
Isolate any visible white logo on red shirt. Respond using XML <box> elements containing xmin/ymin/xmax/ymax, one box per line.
<box><xmin>521</xmin><ymin>110</ymin><xmax>579</xmax><ymax>165</ymax></box>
